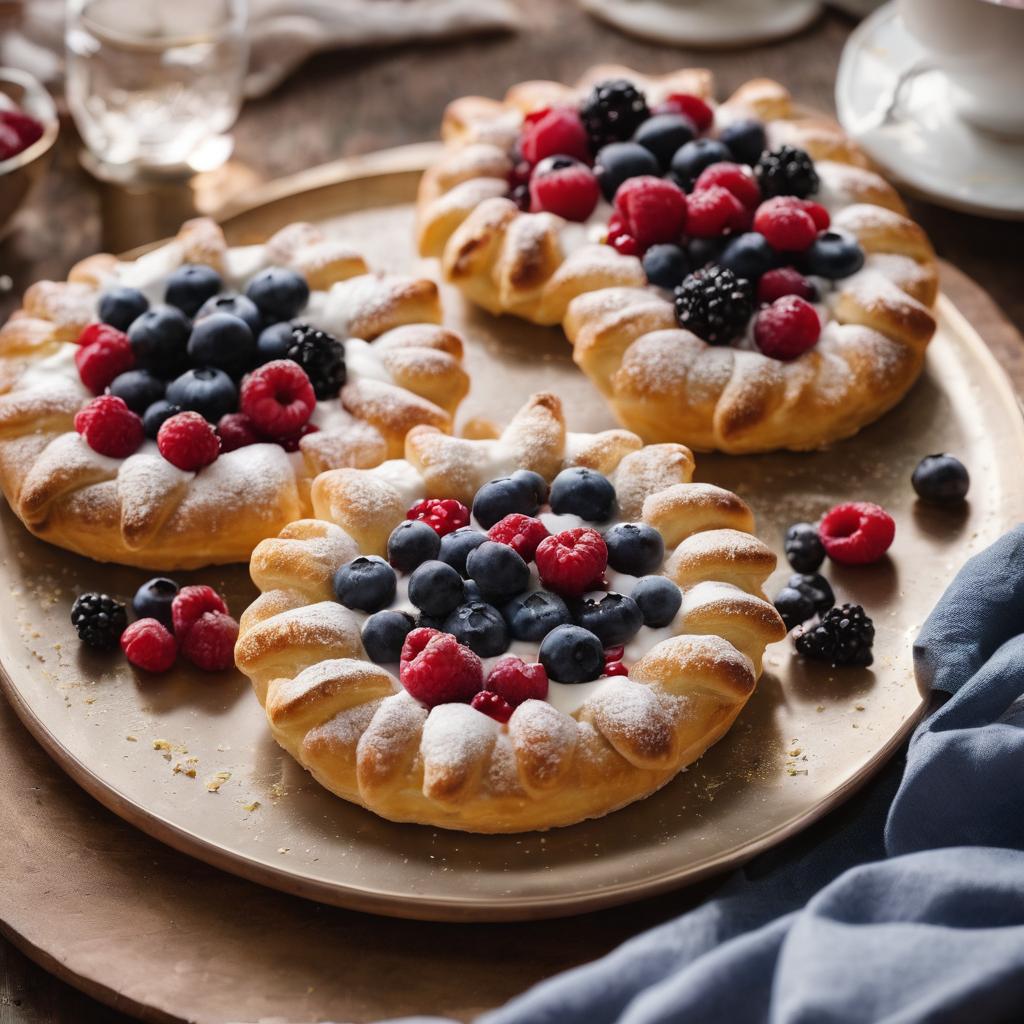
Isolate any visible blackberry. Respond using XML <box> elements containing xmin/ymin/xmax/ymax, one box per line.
<box><xmin>674</xmin><ymin>267</ymin><xmax>754</xmax><ymax>345</ymax></box>
<box><xmin>795</xmin><ymin>603</ymin><xmax>875</xmax><ymax>667</ymax></box>
<box><xmin>755</xmin><ymin>145</ymin><xmax>820</xmax><ymax>199</ymax></box>
<box><xmin>70</xmin><ymin>592</ymin><xmax>127</xmax><ymax>650</ymax></box>
<box><xmin>580</xmin><ymin>79</ymin><xmax>650</xmax><ymax>151</ymax></box>
<box><xmin>286</xmin><ymin>324</ymin><xmax>346</xmax><ymax>400</ymax></box>
<box><xmin>788</xmin><ymin>572</ymin><xmax>835</xmax><ymax>616</ymax></box>
<box><xmin>784</xmin><ymin>522</ymin><xmax>825</xmax><ymax>572</ymax></box>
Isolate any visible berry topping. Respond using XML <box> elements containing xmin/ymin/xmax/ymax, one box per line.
<box><xmin>528</xmin><ymin>156</ymin><xmax>600</xmax><ymax>221</ymax></box>
<box><xmin>286</xmin><ymin>323</ymin><xmax>346</xmax><ymax>400</ymax></box>
<box><xmin>362</xmin><ymin>610</ymin><xmax>416</xmax><ymax>664</ymax></box>
<box><xmin>580</xmin><ymin>79</ymin><xmax>650</xmax><ymax>150</ymax></box>
<box><xmin>632</xmin><ymin>113</ymin><xmax>697</xmax><ymax>170</ymax></box>
<box><xmin>142</xmin><ymin>400</ymin><xmax>181</xmax><ymax>440</ymax></box>
<box><xmin>549</xmin><ymin>466</ymin><xmax>616</xmax><ymax>522</ymax></box>
<box><xmin>609</xmin><ymin>230</ymin><xmax>641</xmax><ymax>256</ymax></box>
<box><xmin>387</xmin><ymin>518</ymin><xmax>442</xmax><ymax>571</ymax></box>
<box><xmin>256</xmin><ymin>321</ymin><xmax>295</xmax><ymax>363</ymax></box>
<box><xmin>784</xmin><ymin>522</ymin><xmax>826</xmax><ymax>572</ymax></box>
<box><xmin>333</xmin><ymin>555</ymin><xmax>397</xmax><ymax>613</ymax></box>
<box><xmin>613</xmin><ymin>176</ymin><xmax>688</xmax><ymax>250</ymax></box>
<box><xmin>70</xmin><ymin>592</ymin><xmax>127</xmax><ymax>650</ymax></box>
<box><xmin>502</xmin><ymin>590</ymin><xmax>572</xmax><ymax>642</ymax></box>
<box><xmin>694</xmin><ymin>161</ymin><xmax>761</xmax><ymax>210</ymax></box>
<box><xmin>488</xmin><ymin>513</ymin><xmax>550</xmax><ymax>561</ymax></box>
<box><xmin>121</xmin><ymin>618</ymin><xmax>177</xmax><ymax>673</ymax></box>
<box><xmin>754</xmin><ymin>145</ymin><xmax>820</xmax><ymax>199</ymax></box>
<box><xmin>538</xmin><ymin>624</ymin><xmax>604</xmax><ymax>684</ymax></box>
<box><xmin>75</xmin><ymin>329</ymin><xmax>135</xmax><ymax>395</ymax></box>
<box><xmin>657</xmin><ymin>93</ymin><xmax>713</xmax><ymax>132</ymax></box>
<box><xmin>77</xmin><ymin>322</ymin><xmax>131</xmax><ymax>348</ymax></box>
<box><xmin>246</xmin><ymin>267</ymin><xmax>310</xmax><ymax>321</ymax></box>
<box><xmin>407</xmin><ymin>497</ymin><xmax>471</xmax><ymax>537</ymax></box>
<box><xmin>400</xmin><ymin>628</ymin><xmax>483</xmax><ymax>707</ymax></box>
<box><xmin>753</xmin><ymin>296</ymin><xmax>821</xmax><ymax>361</ymax></box>
<box><xmin>466</xmin><ymin>541</ymin><xmax>531</xmax><ymax>602</ymax></box>
<box><xmin>186</xmin><ymin>312</ymin><xmax>256</xmax><ymax>376</ymax></box>
<box><xmin>166</xmin><ymin>366</ymin><xmax>238</xmax><ymax>423</ymax></box>
<box><xmin>819</xmin><ymin>502</ymin><xmax>895</xmax><ymax>565</ymax></box>
<box><xmin>196</xmin><ymin>293</ymin><xmax>262</xmax><ymax>336</ymax></box>
<box><xmin>98</xmin><ymin>286</ymin><xmax>149</xmax><ymax>332</ymax></box>
<box><xmin>0</xmin><ymin>108</ymin><xmax>43</xmax><ymax>159</ymax></box>
<box><xmin>911</xmin><ymin>454</ymin><xmax>970</xmax><ymax>504</ymax></box>
<box><xmin>797</xmin><ymin>199</ymin><xmax>830</xmax><ymax>230</ymax></box>
<box><xmin>520</xmin><ymin>107</ymin><xmax>591</xmax><ymax>165</ymax></box>
<box><xmin>240</xmin><ymin>360</ymin><xmax>316</xmax><ymax>439</ymax></box>
<box><xmin>74</xmin><ymin>395</ymin><xmax>144</xmax><ymax>458</ymax></box>
<box><xmin>670</xmin><ymin>138</ymin><xmax>732</xmax><ymax>191</ymax></box>
<box><xmin>470</xmin><ymin>691</ymin><xmax>514</xmax><ymax>724</ymax></box>
<box><xmin>171</xmin><ymin>584</ymin><xmax>228</xmax><ymax>638</ymax></box>
<box><xmin>572</xmin><ymin>591</ymin><xmax>643</xmax><ymax>647</ymax></box>
<box><xmin>485</xmin><ymin>656</ymin><xmax>549</xmax><ymax>705</ymax></box>
<box><xmin>217</xmin><ymin>412</ymin><xmax>262</xmax><ymax>452</ymax></box>
<box><xmin>442</xmin><ymin>601</ymin><xmax>510</xmax><ymax>657</ymax></box>
<box><xmin>753</xmin><ymin>196</ymin><xmax>818</xmax><ymax>251</ymax></box>
<box><xmin>181</xmin><ymin>610</ymin><xmax>239</xmax><ymax>671</ymax></box>
<box><xmin>127</xmin><ymin>304</ymin><xmax>191</xmax><ymax>376</ymax></box>
<box><xmin>409</xmin><ymin>559</ymin><xmax>466</xmax><ymax>618</ymax></box>
<box><xmin>472</xmin><ymin>475</ymin><xmax>543</xmax><ymax>530</ymax></box>
<box><xmin>674</xmin><ymin>266</ymin><xmax>755</xmax><ymax>345</ymax></box>
<box><xmin>604</xmin><ymin>661</ymin><xmax>629</xmax><ymax>677</ymax></box>
<box><xmin>604</xmin><ymin>522</ymin><xmax>665</xmax><ymax>576</ymax></box>
<box><xmin>718</xmin><ymin>232</ymin><xmax>778</xmax><ymax>281</ymax></box>
<box><xmin>165</xmin><ymin>264</ymin><xmax>222</xmax><ymax>318</ymax></box>
<box><xmin>631</xmin><ymin>576</ymin><xmax>682</xmax><ymax>628</ymax></box>
<box><xmin>788</xmin><ymin>572</ymin><xmax>835</xmax><ymax>615</ymax></box>
<box><xmin>157</xmin><ymin>411</ymin><xmax>221</xmax><ymax>471</ymax></box>
<box><xmin>276</xmin><ymin>422</ymin><xmax>319</xmax><ymax>453</ymax></box>
<box><xmin>438</xmin><ymin>526</ymin><xmax>489</xmax><ymax>575</ymax></box>
<box><xmin>719</xmin><ymin>118</ymin><xmax>768</xmax><ymax>165</ymax></box>
<box><xmin>683</xmin><ymin>185</ymin><xmax>747</xmax><ymax>238</ymax></box>
<box><xmin>107</xmin><ymin>370</ymin><xmax>164</xmax><ymax>418</ymax></box>
<box><xmin>535</xmin><ymin>527</ymin><xmax>608</xmax><ymax>597</ymax></box>
<box><xmin>774</xmin><ymin>585</ymin><xmax>815</xmax><ymax>631</ymax></box>
<box><xmin>132</xmin><ymin>576</ymin><xmax>179</xmax><ymax>630</ymax></box>
<box><xmin>757</xmin><ymin>267</ymin><xmax>816</xmax><ymax>304</ymax></box>
<box><xmin>642</xmin><ymin>243</ymin><xmax>690</xmax><ymax>289</ymax></box>
<box><xmin>594</xmin><ymin>142</ymin><xmax>661</xmax><ymax>203</ymax></box>
<box><xmin>802</xmin><ymin>229</ymin><xmax>865</xmax><ymax>279</ymax></box>
<box><xmin>795</xmin><ymin>603</ymin><xmax>875</xmax><ymax>667</ymax></box>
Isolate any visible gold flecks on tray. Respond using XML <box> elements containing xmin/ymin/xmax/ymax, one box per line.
<box><xmin>206</xmin><ymin>771</ymin><xmax>232</xmax><ymax>793</ymax></box>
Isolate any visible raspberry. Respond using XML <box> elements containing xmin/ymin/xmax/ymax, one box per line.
<box><xmin>609</xmin><ymin>231</ymin><xmax>640</xmax><ymax>256</ymax></box>
<box><xmin>217</xmin><ymin>412</ymin><xmax>262</xmax><ymax>452</ymax></box>
<box><xmin>75</xmin><ymin>333</ymin><xmax>135</xmax><ymax>395</ymax></box>
<box><xmin>277</xmin><ymin>421</ymin><xmax>319</xmax><ymax>452</ymax></box>
<box><xmin>656</xmin><ymin>93</ymin><xmax>713</xmax><ymax>132</ymax></box>
<box><xmin>181</xmin><ymin>611</ymin><xmax>239</xmax><ymax>671</ymax></box>
<box><xmin>120</xmin><ymin>618</ymin><xmax>177</xmax><ymax>673</ymax></box>
<box><xmin>520</xmin><ymin>107</ymin><xmax>591</xmax><ymax>165</ymax></box>
<box><xmin>753</xmin><ymin>197</ymin><xmax>818</xmax><ymax>251</ymax></box>
<box><xmin>535</xmin><ymin>527</ymin><xmax>608</xmax><ymax>597</ymax></box>
<box><xmin>407</xmin><ymin>498</ymin><xmax>470</xmax><ymax>537</ymax></box>
<box><xmin>74</xmin><ymin>395</ymin><xmax>144</xmax><ymax>458</ymax></box>
<box><xmin>613</xmin><ymin>176</ymin><xmax>688</xmax><ymax>250</ymax></box>
<box><xmin>157</xmin><ymin>411</ymin><xmax>221</xmax><ymax>470</ymax></box>
<box><xmin>529</xmin><ymin>156</ymin><xmax>600</xmax><ymax>222</ymax></box>
<box><xmin>240</xmin><ymin>360</ymin><xmax>316</xmax><ymax>439</ymax></box>
<box><xmin>796</xmin><ymin>199</ymin><xmax>830</xmax><ymax>230</ymax></box>
<box><xmin>694</xmin><ymin>162</ymin><xmax>761</xmax><ymax>210</ymax></box>
<box><xmin>486</xmin><ymin>656</ymin><xmax>549</xmax><ymax>705</ymax></box>
<box><xmin>819</xmin><ymin>502</ymin><xmax>895</xmax><ymax>566</ymax></box>
<box><xmin>753</xmin><ymin>296</ymin><xmax>821</xmax><ymax>361</ymax></box>
<box><xmin>684</xmin><ymin>185</ymin><xmax>747</xmax><ymax>238</ymax></box>
<box><xmin>604</xmin><ymin>661</ymin><xmax>629</xmax><ymax>677</ymax></box>
<box><xmin>76</xmin><ymin>322</ymin><xmax>129</xmax><ymax>348</ymax></box>
<box><xmin>488</xmin><ymin>514</ymin><xmax>550</xmax><ymax>561</ymax></box>
<box><xmin>171</xmin><ymin>584</ymin><xmax>228</xmax><ymax>638</ymax></box>
<box><xmin>757</xmin><ymin>267</ymin><xmax>815</xmax><ymax>304</ymax></box>
<box><xmin>399</xmin><ymin>627</ymin><xmax>483</xmax><ymax>707</ymax></box>
<box><xmin>603</xmin><ymin>645</ymin><xmax>624</xmax><ymax>663</ymax></box>
<box><xmin>471</xmin><ymin>690</ymin><xmax>514</xmax><ymax>723</ymax></box>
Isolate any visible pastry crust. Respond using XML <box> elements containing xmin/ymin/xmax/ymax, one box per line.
<box><xmin>416</xmin><ymin>67</ymin><xmax>938</xmax><ymax>453</ymax></box>
<box><xmin>0</xmin><ymin>219</ymin><xmax>470</xmax><ymax>568</ymax></box>
<box><xmin>236</xmin><ymin>392</ymin><xmax>786</xmax><ymax>832</ymax></box>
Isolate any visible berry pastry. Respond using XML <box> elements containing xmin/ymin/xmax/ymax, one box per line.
<box><xmin>235</xmin><ymin>392</ymin><xmax>786</xmax><ymax>832</ymax></box>
<box><xmin>0</xmin><ymin>218</ymin><xmax>470</xmax><ymax>568</ymax></box>
<box><xmin>417</xmin><ymin>67</ymin><xmax>938</xmax><ymax>453</ymax></box>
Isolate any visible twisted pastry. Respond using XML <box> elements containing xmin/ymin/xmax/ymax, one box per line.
<box><xmin>236</xmin><ymin>393</ymin><xmax>786</xmax><ymax>832</ymax></box>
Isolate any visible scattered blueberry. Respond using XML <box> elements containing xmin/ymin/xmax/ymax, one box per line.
<box><xmin>643</xmin><ymin>243</ymin><xmax>690</xmax><ymax>290</ymax></box>
<box><xmin>387</xmin><ymin>519</ymin><xmax>441</xmax><ymax>572</ymax></box>
<box><xmin>670</xmin><ymin>138</ymin><xmax>732</xmax><ymax>191</ymax></box>
<box><xmin>466</xmin><ymin>541</ymin><xmax>530</xmax><ymax>602</ymax></box>
<box><xmin>788</xmin><ymin>572</ymin><xmax>835</xmax><ymax>615</ymax></box>
<box><xmin>687</xmin><ymin>236</ymin><xmax>727</xmax><ymax>269</ymax></box>
<box><xmin>443</xmin><ymin>601</ymin><xmax>509</xmax><ymax>657</ymax></box>
<box><xmin>911</xmin><ymin>454</ymin><xmax>970</xmax><ymax>504</ymax></box>
<box><xmin>718</xmin><ymin>232</ymin><xmax>778</xmax><ymax>280</ymax></box>
<box><xmin>362</xmin><ymin>610</ymin><xmax>416</xmax><ymax>663</ymax></box>
<box><xmin>98</xmin><ymin>286</ymin><xmax>149</xmax><ymax>332</ymax></box>
<box><xmin>511</xmin><ymin>469</ymin><xmax>549</xmax><ymax>507</ymax></box>
<box><xmin>165</xmin><ymin>264</ymin><xmax>223</xmax><ymax>318</ymax></box>
<box><xmin>719</xmin><ymin>118</ymin><xmax>767</xmax><ymax>166</ymax></box>
<box><xmin>594</xmin><ymin>141</ymin><xmax>660</xmax><ymax>202</ymax></box>
<box><xmin>166</xmin><ymin>367</ymin><xmax>238</xmax><ymax>422</ymax></box>
<box><xmin>408</xmin><ymin>560</ymin><xmax>465</xmax><ymax>618</ymax></box>
<box><xmin>572</xmin><ymin>591</ymin><xmax>643</xmax><ymax>647</ymax></box>
<box><xmin>472</xmin><ymin>475</ymin><xmax>542</xmax><ymax>529</ymax></box>
<box><xmin>801</xmin><ymin>229</ymin><xmax>864</xmax><ymax>279</ymax></box>
<box><xmin>605</xmin><ymin>522</ymin><xmax>665</xmax><ymax>577</ymax></box>
<box><xmin>187</xmin><ymin>312</ymin><xmax>256</xmax><ymax>376</ymax></box>
<box><xmin>631</xmin><ymin>575</ymin><xmax>682</xmax><ymax>628</ymax></box>
<box><xmin>784</xmin><ymin>522</ymin><xmax>825</xmax><ymax>573</ymax></box>
<box><xmin>333</xmin><ymin>555</ymin><xmax>396</xmax><ymax>613</ymax></box>
<box><xmin>132</xmin><ymin>577</ymin><xmax>178</xmax><ymax>630</ymax></box>
<box><xmin>438</xmin><ymin>527</ymin><xmax>489</xmax><ymax>577</ymax></box>
<box><xmin>107</xmin><ymin>368</ymin><xmax>166</xmax><ymax>414</ymax></box>
<box><xmin>539</xmin><ymin>624</ymin><xmax>605</xmax><ymax>684</ymax></box>
<box><xmin>127</xmin><ymin>305</ymin><xmax>191</xmax><ymax>376</ymax></box>
<box><xmin>255</xmin><ymin>322</ymin><xmax>295</xmax><ymax>364</ymax></box>
<box><xmin>463</xmin><ymin>579</ymin><xmax>483</xmax><ymax>603</ymax></box>
<box><xmin>196</xmin><ymin>293</ymin><xmax>263</xmax><ymax>336</ymax></box>
<box><xmin>502</xmin><ymin>590</ymin><xmax>571</xmax><ymax>641</ymax></box>
<box><xmin>246</xmin><ymin>267</ymin><xmax>310</xmax><ymax>322</ymax></box>
<box><xmin>632</xmin><ymin>113</ymin><xmax>696</xmax><ymax>170</ymax></box>
<box><xmin>774</xmin><ymin>585</ymin><xmax>816</xmax><ymax>631</ymax></box>
<box><xmin>142</xmin><ymin>399</ymin><xmax>182</xmax><ymax>440</ymax></box>
<box><xmin>549</xmin><ymin>466</ymin><xmax>616</xmax><ymax>522</ymax></box>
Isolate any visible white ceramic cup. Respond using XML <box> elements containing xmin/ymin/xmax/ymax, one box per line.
<box><xmin>898</xmin><ymin>0</ymin><xmax>1024</xmax><ymax>136</ymax></box>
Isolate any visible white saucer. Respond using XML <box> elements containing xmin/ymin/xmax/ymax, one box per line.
<box><xmin>836</xmin><ymin>2</ymin><xmax>1024</xmax><ymax>220</ymax></box>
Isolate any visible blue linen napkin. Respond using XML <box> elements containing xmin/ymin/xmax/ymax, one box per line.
<box><xmin>392</xmin><ymin>525</ymin><xmax>1024</xmax><ymax>1024</ymax></box>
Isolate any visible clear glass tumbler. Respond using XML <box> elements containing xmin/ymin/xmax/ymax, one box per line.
<box><xmin>65</xmin><ymin>0</ymin><xmax>249</xmax><ymax>173</ymax></box>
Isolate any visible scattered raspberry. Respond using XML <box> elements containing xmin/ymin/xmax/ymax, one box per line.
<box><xmin>181</xmin><ymin>610</ymin><xmax>239</xmax><ymax>671</ymax></box>
<box><xmin>685</xmin><ymin>185</ymin><xmax>747</xmax><ymax>238</ymax></box>
<box><xmin>613</xmin><ymin>176</ymin><xmax>688</xmax><ymax>250</ymax></box>
<box><xmin>471</xmin><ymin>690</ymin><xmax>514</xmax><ymax>723</ymax></box>
<box><xmin>120</xmin><ymin>618</ymin><xmax>177</xmax><ymax>673</ymax></box>
<box><xmin>603</xmin><ymin>645</ymin><xmax>624</xmax><ymax>663</ymax></box>
<box><xmin>757</xmin><ymin>267</ymin><xmax>815</xmax><ymax>304</ymax></box>
<box><xmin>753</xmin><ymin>296</ymin><xmax>821</xmax><ymax>361</ymax></box>
<box><xmin>604</xmin><ymin>661</ymin><xmax>629</xmax><ymax>677</ymax></box>
<box><xmin>171</xmin><ymin>584</ymin><xmax>228</xmax><ymax>639</ymax></box>
<box><xmin>796</xmin><ymin>198</ymin><xmax>830</xmax><ymax>230</ymax></box>
<box><xmin>76</xmin><ymin>322</ymin><xmax>131</xmax><ymax>348</ymax></box>
<box><xmin>609</xmin><ymin>231</ymin><xmax>641</xmax><ymax>256</ymax></box>
<box><xmin>535</xmin><ymin>527</ymin><xmax>609</xmax><ymax>597</ymax></box>
<box><xmin>529</xmin><ymin>156</ymin><xmax>600</xmax><ymax>221</ymax></box>
<box><xmin>217</xmin><ymin>412</ymin><xmax>262</xmax><ymax>452</ymax></box>
<box><xmin>488</xmin><ymin>513</ymin><xmax>550</xmax><ymax>561</ymax></box>
<box><xmin>819</xmin><ymin>502</ymin><xmax>895</xmax><ymax>565</ymax></box>
<box><xmin>277</xmin><ymin>422</ymin><xmax>320</xmax><ymax>453</ymax></box>
<box><xmin>520</xmin><ymin>107</ymin><xmax>591</xmax><ymax>165</ymax></box>
<box><xmin>399</xmin><ymin>627</ymin><xmax>483</xmax><ymax>707</ymax></box>
<box><xmin>694</xmin><ymin>162</ymin><xmax>761</xmax><ymax>210</ymax></box>
<box><xmin>753</xmin><ymin>196</ymin><xmax>818</xmax><ymax>251</ymax></box>
<box><xmin>656</xmin><ymin>93</ymin><xmax>713</xmax><ymax>132</ymax></box>
<box><xmin>240</xmin><ymin>360</ymin><xmax>316</xmax><ymax>439</ymax></box>
<box><xmin>407</xmin><ymin>497</ymin><xmax>470</xmax><ymax>537</ymax></box>
<box><xmin>157</xmin><ymin>411</ymin><xmax>221</xmax><ymax>471</ymax></box>
<box><xmin>74</xmin><ymin>395</ymin><xmax>144</xmax><ymax>458</ymax></box>
<box><xmin>486</xmin><ymin>656</ymin><xmax>549</xmax><ymax>705</ymax></box>
<box><xmin>75</xmin><ymin>332</ymin><xmax>135</xmax><ymax>394</ymax></box>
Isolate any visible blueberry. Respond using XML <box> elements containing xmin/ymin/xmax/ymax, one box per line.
<box><xmin>605</xmin><ymin>522</ymin><xmax>665</xmax><ymax>576</ymax></box>
<box><xmin>719</xmin><ymin>118</ymin><xmax>768</xmax><ymax>165</ymax></box>
<box><xmin>643</xmin><ymin>243</ymin><xmax>690</xmax><ymax>290</ymax></box>
<box><xmin>463</xmin><ymin>579</ymin><xmax>483</xmax><ymax>603</ymax></box>
<box><xmin>718</xmin><ymin>232</ymin><xmax>778</xmax><ymax>280</ymax></box>
<box><xmin>362</xmin><ymin>610</ymin><xmax>416</xmax><ymax>664</ymax></box>
<box><xmin>774</xmin><ymin>585</ymin><xmax>816</xmax><ymax>631</ymax></box>
<box><xmin>333</xmin><ymin>555</ymin><xmax>396</xmax><ymax>613</ymax></box>
<box><xmin>472</xmin><ymin>475</ymin><xmax>541</xmax><ymax>530</ymax></box>
<box><xmin>784</xmin><ymin>522</ymin><xmax>825</xmax><ymax>573</ymax></box>
<box><xmin>539</xmin><ymin>624</ymin><xmax>605</xmax><ymax>684</ymax></box>
<box><xmin>408</xmin><ymin>559</ymin><xmax>465</xmax><ymax>618</ymax></box>
<box><xmin>142</xmin><ymin>400</ymin><xmax>182</xmax><ymax>440</ymax></box>
<box><xmin>132</xmin><ymin>577</ymin><xmax>178</xmax><ymax>629</ymax></box>
<box><xmin>127</xmin><ymin>305</ymin><xmax>191</xmax><ymax>376</ymax></box>
<box><xmin>670</xmin><ymin>138</ymin><xmax>732</xmax><ymax>191</ymax></box>
<box><xmin>502</xmin><ymin>590</ymin><xmax>571</xmax><ymax>641</ymax></box>
<box><xmin>165</xmin><ymin>367</ymin><xmax>238</xmax><ymax>422</ymax></box>
<box><xmin>196</xmin><ymin>293</ymin><xmax>263</xmax><ymax>336</ymax></box>
<box><xmin>572</xmin><ymin>592</ymin><xmax>643</xmax><ymax>647</ymax></box>
<box><xmin>549</xmin><ymin>466</ymin><xmax>616</xmax><ymax>523</ymax></box>
<box><xmin>165</xmin><ymin>264</ymin><xmax>223</xmax><ymax>317</ymax></box>
<box><xmin>802</xmin><ymin>229</ymin><xmax>864</xmax><ymax>279</ymax></box>
<box><xmin>187</xmin><ymin>312</ymin><xmax>256</xmax><ymax>376</ymax></box>
<box><xmin>466</xmin><ymin>541</ymin><xmax>530</xmax><ymax>602</ymax></box>
<box><xmin>443</xmin><ymin>601</ymin><xmax>509</xmax><ymax>657</ymax></box>
<box><xmin>511</xmin><ymin>469</ymin><xmax>549</xmax><ymax>507</ymax></box>
<box><xmin>386</xmin><ymin>519</ymin><xmax>441</xmax><ymax>572</ymax></box>
<box><xmin>107</xmin><ymin>369</ymin><xmax>166</xmax><ymax>414</ymax></box>
<box><xmin>911</xmin><ymin>454</ymin><xmax>970</xmax><ymax>504</ymax></box>
<box><xmin>438</xmin><ymin>527</ymin><xmax>489</xmax><ymax>577</ymax></box>
<box><xmin>788</xmin><ymin>572</ymin><xmax>835</xmax><ymax>615</ymax></box>
<box><xmin>594</xmin><ymin>142</ymin><xmax>660</xmax><ymax>202</ymax></box>
<box><xmin>417</xmin><ymin>613</ymin><xmax>447</xmax><ymax>631</ymax></box>
<box><xmin>98</xmin><ymin>286</ymin><xmax>149</xmax><ymax>331</ymax></box>
<box><xmin>632</xmin><ymin>575</ymin><xmax>682</xmax><ymax>628</ymax></box>
<box><xmin>256</xmin><ymin>321</ymin><xmax>295</xmax><ymax>364</ymax></box>
<box><xmin>246</xmin><ymin>267</ymin><xmax>310</xmax><ymax>321</ymax></box>
<box><xmin>632</xmin><ymin>113</ymin><xmax>696</xmax><ymax>170</ymax></box>
<box><xmin>688</xmin><ymin>236</ymin><xmax>726</xmax><ymax>269</ymax></box>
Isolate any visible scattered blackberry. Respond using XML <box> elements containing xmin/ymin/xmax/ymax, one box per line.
<box><xmin>70</xmin><ymin>592</ymin><xmax>128</xmax><ymax>650</ymax></box>
<box><xmin>795</xmin><ymin>603</ymin><xmax>875</xmax><ymax>667</ymax></box>
<box><xmin>674</xmin><ymin>267</ymin><xmax>754</xmax><ymax>345</ymax></box>
<box><xmin>286</xmin><ymin>324</ymin><xmax>346</xmax><ymax>400</ymax></box>
<box><xmin>784</xmin><ymin>522</ymin><xmax>825</xmax><ymax>572</ymax></box>
<box><xmin>755</xmin><ymin>145</ymin><xmax>820</xmax><ymax>199</ymax></box>
<box><xmin>580</xmin><ymin>79</ymin><xmax>650</xmax><ymax>151</ymax></box>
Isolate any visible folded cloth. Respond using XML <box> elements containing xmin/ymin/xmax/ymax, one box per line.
<box><xmin>390</xmin><ymin>525</ymin><xmax>1024</xmax><ymax>1024</ymax></box>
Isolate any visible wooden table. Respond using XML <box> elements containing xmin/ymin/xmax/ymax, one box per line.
<box><xmin>1</xmin><ymin>5</ymin><xmax>1022</xmax><ymax>1022</ymax></box>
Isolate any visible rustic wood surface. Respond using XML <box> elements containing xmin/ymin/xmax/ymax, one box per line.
<box><xmin>0</xmin><ymin>4</ymin><xmax>1022</xmax><ymax>1022</ymax></box>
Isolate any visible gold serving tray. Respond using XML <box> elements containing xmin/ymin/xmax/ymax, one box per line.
<box><xmin>2</xmin><ymin>145</ymin><xmax>1022</xmax><ymax>923</ymax></box>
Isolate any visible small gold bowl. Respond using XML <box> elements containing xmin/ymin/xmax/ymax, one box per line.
<box><xmin>0</xmin><ymin>68</ymin><xmax>59</xmax><ymax>240</ymax></box>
